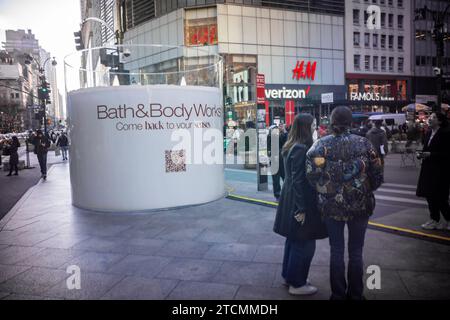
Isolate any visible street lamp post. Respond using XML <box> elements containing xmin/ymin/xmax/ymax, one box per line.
<box><xmin>415</xmin><ymin>4</ymin><xmax>450</xmax><ymax>113</ymax></box>
<box><xmin>24</xmin><ymin>54</ymin><xmax>57</xmax><ymax>135</ymax></box>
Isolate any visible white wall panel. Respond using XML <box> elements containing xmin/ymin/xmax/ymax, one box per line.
<box><xmin>228</xmin><ymin>15</ymin><xmax>243</xmax><ymax>43</ymax></box>
<box><xmin>217</xmin><ymin>14</ymin><xmax>229</xmax><ymax>43</ymax></box>
<box><xmin>270</xmin><ymin>19</ymin><xmax>283</xmax><ymax>46</ymax></box>
<box><xmin>333</xmin><ymin>60</ymin><xmax>345</xmax><ymax>85</ymax></box>
<box><xmin>297</xmin><ymin>22</ymin><xmax>309</xmax><ymax>48</ymax></box>
<box><xmin>284</xmin><ymin>56</ymin><xmax>297</xmax><ymax>84</ymax></box>
<box><xmin>271</xmin><ymin>56</ymin><xmax>284</xmax><ymax>83</ymax></box>
<box><xmin>320</xmin><ymin>24</ymin><xmax>332</xmax><ymax>49</ymax></box>
<box><xmin>243</xmin><ymin>17</ymin><xmax>257</xmax><ymax>44</ymax></box>
<box><xmin>309</xmin><ymin>24</ymin><xmax>321</xmax><ymax>48</ymax></box>
<box><xmin>284</xmin><ymin>21</ymin><xmax>297</xmax><ymax>47</ymax></box>
<box><xmin>321</xmin><ymin>59</ymin><xmax>333</xmax><ymax>84</ymax></box>
<box><xmin>332</xmin><ymin>25</ymin><xmax>344</xmax><ymax>50</ymax></box>
<box><xmin>257</xmin><ymin>18</ymin><xmax>271</xmax><ymax>45</ymax></box>
<box><xmin>243</xmin><ymin>44</ymin><xmax>257</xmax><ymax>55</ymax></box>
<box><xmin>258</xmin><ymin>55</ymin><xmax>272</xmax><ymax>83</ymax></box>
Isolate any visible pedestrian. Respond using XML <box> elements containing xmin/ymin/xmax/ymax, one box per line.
<box><xmin>273</xmin><ymin>114</ymin><xmax>328</xmax><ymax>296</ymax></box>
<box><xmin>366</xmin><ymin>120</ymin><xmax>388</xmax><ymax>170</ymax></box>
<box><xmin>267</xmin><ymin>123</ymin><xmax>288</xmax><ymax>201</ymax></box>
<box><xmin>306</xmin><ymin>106</ymin><xmax>384</xmax><ymax>300</ymax></box>
<box><xmin>56</xmin><ymin>131</ymin><xmax>69</xmax><ymax>161</ymax></box>
<box><xmin>6</xmin><ymin>136</ymin><xmax>20</xmax><ymax>176</ymax></box>
<box><xmin>417</xmin><ymin>112</ymin><xmax>450</xmax><ymax>231</ymax></box>
<box><xmin>33</xmin><ymin>130</ymin><xmax>51</xmax><ymax>180</ymax></box>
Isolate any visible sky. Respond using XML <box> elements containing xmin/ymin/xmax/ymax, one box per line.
<box><xmin>0</xmin><ymin>0</ymin><xmax>81</xmax><ymax>108</ymax></box>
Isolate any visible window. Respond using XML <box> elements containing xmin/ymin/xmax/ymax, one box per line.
<box><xmin>398</xmin><ymin>0</ymin><xmax>403</xmax><ymax>7</ymax></box>
<box><xmin>353</xmin><ymin>9</ymin><xmax>360</xmax><ymax>25</ymax></box>
<box><xmin>354</xmin><ymin>55</ymin><xmax>361</xmax><ymax>71</ymax></box>
<box><xmin>364</xmin><ymin>11</ymin><xmax>369</xmax><ymax>26</ymax></box>
<box><xmin>416</xmin><ymin>30</ymin><xmax>426</xmax><ymax>40</ymax></box>
<box><xmin>389</xmin><ymin>57</ymin><xmax>394</xmax><ymax>71</ymax></box>
<box><xmin>354</xmin><ymin>32</ymin><xmax>360</xmax><ymax>46</ymax></box>
<box><xmin>365</xmin><ymin>55</ymin><xmax>371</xmax><ymax>71</ymax></box>
<box><xmin>373</xmin><ymin>56</ymin><xmax>379</xmax><ymax>70</ymax></box>
<box><xmin>398</xmin><ymin>15</ymin><xmax>403</xmax><ymax>29</ymax></box>
<box><xmin>381</xmin><ymin>35</ymin><xmax>386</xmax><ymax>48</ymax></box>
<box><xmin>381</xmin><ymin>56</ymin><xmax>387</xmax><ymax>71</ymax></box>
<box><xmin>10</xmin><ymin>93</ymin><xmax>15</xmax><ymax>99</ymax></box>
<box><xmin>389</xmin><ymin>35</ymin><xmax>394</xmax><ymax>49</ymax></box>
<box><xmin>398</xmin><ymin>36</ymin><xmax>404</xmax><ymax>50</ymax></box>
<box><xmin>381</xmin><ymin>13</ymin><xmax>386</xmax><ymax>27</ymax></box>
<box><xmin>373</xmin><ymin>34</ymin><xmax>378</xmax><ymax>48</ymax></box>
<box><xmin>388</xmin><ymin>0</ymin><xmax>393</xmax><ymax>5</ymax></box>
<box><xmin>388</xmin><ymin>14</ymin><xmax>393</xmax><ymax>28</ymax></box>
<box><xmin>365</xmin><ymin>33</ymin><xmax>370</xmax><ymax>47</ymax></box>
<box><xmin>380</xmin><ymin>0</ymin><xmax>385</xmax><ymax>4</ymax></box>
<box><xmin>15</xmin><ymin>93</ymin><xmax>19</xmax><ymax>99</ymax></box>
<box><xmin>398</xmin><ymin>57</ymin><xmax>404</xmax><ymax>72</ymax></box>
<box><xmin>416</xmin><ymin>56</ymin><xmax>420</xmax><ymax>66</ymax></box>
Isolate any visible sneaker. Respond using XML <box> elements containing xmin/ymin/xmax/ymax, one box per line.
<box><xmin>421</xmin><ymin>220</ymin><xmax>440</xmax><ymax>230</ymax></box>
<box><xmin>437</xmin><ymin>220</ymin><xmax>448</xmax><ymax>230</ymax></box>
<box><xmin>288</xmin><ymin>284</ymin><xmax>318</xmax><ymax>296</ymax></box>
<box><xmin>43</xmin><ymin>175</ymin><xmax>47</xmax><ymax>180</ymax></box>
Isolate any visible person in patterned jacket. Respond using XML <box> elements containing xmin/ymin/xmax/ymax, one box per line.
<box><xmin>306</xmin><ymin>106</ymin><xmax>384</xmax><ymax>301</ymax></box>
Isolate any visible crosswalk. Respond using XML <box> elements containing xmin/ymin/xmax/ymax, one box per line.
<box><xmin>225</xmin><ymin>168</ymin><xmax>428</xmax><ymax>207</ymax></box>
<box><xmin>375</xmin><ymin>183</ymin><xmax>428</xmax><ymax>207</ymax></box>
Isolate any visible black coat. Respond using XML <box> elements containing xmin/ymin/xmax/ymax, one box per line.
<box><xmin>33</xmin><ymin>136</ymin><xmax>51</xmax><ymax>155</ymax></box>
<box><xmin>416</xmin><ymin>127</ymin><xmax>450</xmax><ymax>198</ymax></box>
<box><xmin>273</xmin><ymin>143</ymin><xmax>328</xmax><ymax>241</ymax></box>
<box><xmin>8</xmin><ymin>140</ymin><xmax>20</xmax><ymax>165</ymax></box>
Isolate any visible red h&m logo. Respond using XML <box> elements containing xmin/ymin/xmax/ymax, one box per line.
<box><xmin>292</xmin><ymin>61</ymin><xmax>317</xmax><ymax>81</ymax></box>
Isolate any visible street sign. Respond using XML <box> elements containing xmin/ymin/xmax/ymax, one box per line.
<box><xmin>256</xmin><ymin>74</ymin><xmax>265</xmax><ymax>104</ymax></box>
<box><xmin>321</xmin><ymin>92</ymin><xmax>334</xmax><ymax>104</ymax></box>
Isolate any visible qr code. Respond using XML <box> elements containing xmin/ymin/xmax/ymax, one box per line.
<box><xmin>165</xmin><ymin>149</ymin><xmax>186</xmax><ymax>173</ymax></box>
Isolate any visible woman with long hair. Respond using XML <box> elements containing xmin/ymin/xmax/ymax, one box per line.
<box><xmin>273</xmin><ymin>113</ymin><xmax>328</xmax><ymax>296</ymax></box>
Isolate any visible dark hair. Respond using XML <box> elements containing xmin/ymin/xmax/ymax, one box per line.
<box><xmin>374</xmin><ymin>120</ymin><xmax>383</xmax><ymax>128</ymax></box>
<box><xmin>330</xmin><ymin>106</ymin><xmax>352</xmax><ymax>135</ymax></box>
<box><xmin>12</xmin><ymin>136</ymin><xmax>20</xmax><ymax>146</ymax></box>
<box><xmin>435</xmin><ymin>112</ymin><xmax>449</xmax><ymax>128</ymax></box>
<box><xmin>282</xmin><ymin>113</ymin><xmax>314</xmax><ymax>156</ymax></box>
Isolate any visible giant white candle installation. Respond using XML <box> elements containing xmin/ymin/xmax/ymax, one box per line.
<box><xmin>67</xmin><ymin>84</ymin><xmax>225</xmax><ymax>212</ymax></box>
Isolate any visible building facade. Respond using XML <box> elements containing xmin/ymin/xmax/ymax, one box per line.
<box><xmin>114</xmin><ymin>0</ymin><xmax>346</xmax><ymax>126</ymax></box>
<box><xmin>345</xmin><ymin>0</ymin><xmax>413</xmax><ymax>114</ymax></box>
<box><xmin>412</xmin><ymin>0</ymin><xmax>450</xmax><ymax>105</ymax></box>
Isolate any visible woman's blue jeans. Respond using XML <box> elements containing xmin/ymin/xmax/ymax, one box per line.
<box><xmin>282</xmin><ymin>238</ymin><xmax>316</xmax><ymax>288</ymax></box>
<box><xmin>324</xmin><ymin>216</ymin><xmax>369</xmax><ymax>300</ymax></box>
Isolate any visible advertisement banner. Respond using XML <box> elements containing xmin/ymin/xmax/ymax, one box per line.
<box><xmin>285</xmin><ymin>100</ymin><xmax>295</xmax><ymax>126</ymax></box>
<box><xmin>256</xmin><ymin>74</ymin><xmax>265</xmax><ymax>104</ymax></box>
<box><xmin>67</xmin><ymin>85</ymin><xmax>225</xmax><ymax>212</ymax></box>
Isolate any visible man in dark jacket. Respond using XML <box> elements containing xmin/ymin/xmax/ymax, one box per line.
<box><xmin>57</xmin><ymin>132</ymin><xmax>69</xmax><ymax>161</ymax></box>
<box><xmin>306</xmin><ymin>106</ymin><xmax>384</xmax><ymax>300</ymax></box>
<box><xmin>417</xmin><ymin>112</ymin><xmax>450</xmax><ymax>231</ymax></box>
<box><xmin>366</xmin><ymin>120</ymin><xmax>388</xmax><ymax>169</ymax></box>
<box><xmin>33</xmin><ymin>130</ymin><xmax>51</xmax><ymax>180</ymax></box>
<box><xmin>267</xmin><ymin>123</ymin><xmax>288</xmax><ymax>200</ymax></box>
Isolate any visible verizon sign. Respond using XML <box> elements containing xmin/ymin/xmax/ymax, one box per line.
<box><xmin>265</xmin><ymin>86</ymin><xmax>311</xmax><ymax>99</ymax></box>
<box><xmin>350</xmin><ymin>92</ymin><xmax>394</xmax><ymax>101</ymax></box>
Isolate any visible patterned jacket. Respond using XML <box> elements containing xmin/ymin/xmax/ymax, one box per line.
<box><xmin>306</xmin><ymin>132</ymin><xmax>384</xmax><ymax>221</ymax></box>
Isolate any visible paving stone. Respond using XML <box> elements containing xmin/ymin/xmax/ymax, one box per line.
<box><xmin>0</xmin><ymin>231</ymin><xmax>27</xmax><ymax>245</ymax></box>
<box><xmin>0</xmin><ymin>292</ymin><xmax>10</xmax><ymax>299</ymax></box>
<box><xmin>156</xmin><ymin>227</ymin><xmax>205</xmax><ymax>241</ymax></box>
<box><xmin>0</xmin><ymin>244</ymin><xmax>9</xmax><ymax>251</ymax></box>
<box><xmin>156</xmin><ymin>258</ymin><xmax>223</xmax><ymax>281</ymax></box>
<box><xmin>101</xmin><ymin>276</ymin><xmax>178</xmax><ymax>300</ymax></box>
<box><xmin>398</xmin><ymin>271</ymin><xmax>450</xmax><ymax>299</ymax></box>
<box><xmin>167</xmin><ymin>281</ymin><xmax>238</xmax><ymax>300</ymax></box>
<box><xmin>36</xmin><ymin>234</ymin><xmax>90</xmax><ymax>249</ymax></box>
<box><xmin>5</xmin><ymin>231</ymin><xmax>59</xmax><ymax>247</ymax></box>
<box><xmin>107</xmin><ymin>254</ymin><xmax>172</xmax><ymax>278</ymax></box>
<box><xmin>238</xmin><ymin>232</ymin><xmax>285</xmax><ymax>246</ymax></box>
<box><xmin>253</xmin><ymin>245</ymin><xmax>284</xmax><ymax>264</ymax></box>
<box><xmin>234</xmin><ymin>285</ymin><xmax>329</xmax><ymax>300</ymax></box>
<box><xmin>64</xmin><ymin>252</ymin><xmax>126</xmax><ymax>273</ymax></box>
<box><xmin>116</xmin><ymin>238</ymin><xmax>168</xmax><ymax>255</ymax></box>
<box><xmin>0</xmin><ymin>264</ymin><xmax>32</xmax><ymax>284</ymax></box>
<box><xmin>17</xmin><ymin>248</ymin><xmax>84</xmax><ymax>269</ymax></box>
<box><xmin>212</xmin><ymin>261</ymin><xmax>278</xmax><ymax>287</ymax></box>
<box><xmin>204</xmin><ymin>243</ymin><xmax>259</xmax><ymax>262</ymax></box>
<box><xmin>196</xmin><ymin>230</ymin><xmax>242</xmax><ymax>243</ymax></box>
<box><xmin>0</xmin><ymin>246</ymin><xmax>45</xmax><ymax>265</ymax></box>
<box><xmin>45</xmin><ymin>272</ymin><xmax>125</xmax><ymax>300</ymax></box>
<box><xmin>72</xmin><ymin>236</ymin><xmax>126</xmax><ymax>253</ymax></box>
<box><xmin>156</xmin><ymin>240</ymin><xmax>212</xmax><ymax>259</ymax></box>
<box><xmin>2</xmin><ymin>294</ymin><xmax>59</xmax><ymax>300</ymax></box>
<box><xmin>0</xmin><ymin>267</ymin><xmax>68</xmax><ymax>296</ymax></box>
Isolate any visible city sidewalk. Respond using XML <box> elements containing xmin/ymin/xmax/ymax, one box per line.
<box><xmin>0</xmin><ymin>162</ymin><xmax>449</xmax><ymax>300</ymax></box>
<box><xmin>0</xmin><ymin>147</ymin><xmax>64</xmax><ymax>220</ymax></box>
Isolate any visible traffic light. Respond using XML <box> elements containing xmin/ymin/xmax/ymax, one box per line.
<box><xmin>74</xmin><ymin>31</ymin><xmax>84</xmax><ymax>51</ymax></box>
